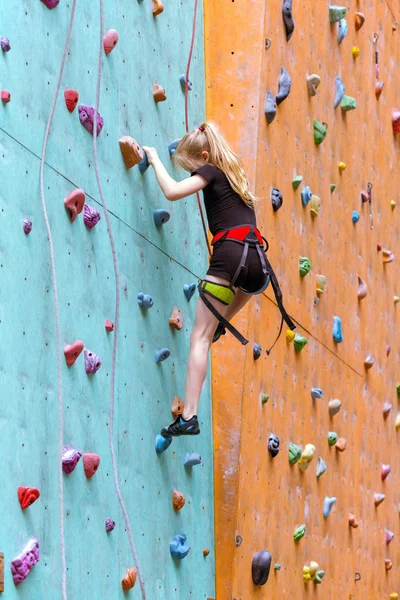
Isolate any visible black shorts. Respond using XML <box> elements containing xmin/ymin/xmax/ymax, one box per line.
<box><xmin>206</xmin><ymin>241</ymin><xmax>267</xmax><ymax>293</ymax></box>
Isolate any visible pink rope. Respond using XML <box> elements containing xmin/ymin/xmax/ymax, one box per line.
<box><xmin>93</xmin><ymin>1</ymin><xmax>146</xmax><ymax>596</ymax></box>
<box><xmin>39</xmin><ymin>2</ymin><xmax>78</xmax><ymax>599</ymax></box>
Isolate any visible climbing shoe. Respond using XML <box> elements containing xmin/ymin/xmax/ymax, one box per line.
<box><xmin>161</xmin><ymin>415</ymin><xmax>200</xmax><ymax>438</ymax></box>
<box><xmin>212</xmin><ymin>323</ymin><xmax>226</xmax><ymax>344</ymax></box>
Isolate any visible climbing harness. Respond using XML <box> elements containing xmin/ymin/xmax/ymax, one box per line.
<box><xmin>198</xmin><ymin>224</ymin><xmax>296</xmax><ymax>351</ymax></box>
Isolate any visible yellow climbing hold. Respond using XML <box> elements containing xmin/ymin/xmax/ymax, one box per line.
<box><xmin>352</xmin><ymin>46</ymin><xmax>360</xmax><ymax>58</ymax></box>
<box><xmin>395</xmin><ymin>413</ymin><xmax>400</xmax><ymax>431</ymax></box>
<box><xmin>338</xmin><ymin>161</ymin><xmax>346</xmax><ymax>172</ymax></box>
<box><xmin>316</xmin><ymin>274</ymin><xmax>326</xmax><ymax>295</ymax></box>
<box><xmin>391</xmin><ymin>199</ymin><xmax>396</xmax><ymax>209</ymax></box>
<box><xmin>286</xmin><ymin>329</ymin><xmax>295</xmax><ymax>343</ymax></box>
<box><xmin>390</xmin><ymin>594</ymin><xmax>399</xmax><ymax>600</ymax></box>
<box><xmin>303</xmin><ymin>568</ymin><xmax>312</xmax><ymax>583</ymax></box>
<box><xmin>310</xmin><ymin>195</ymin><xmax>321</xmax><ymax>217</ymax></box>
<box><xmin>298</xmin><ymin>444</ymin><xmax>315</xmax><ymax>472</ymax></box>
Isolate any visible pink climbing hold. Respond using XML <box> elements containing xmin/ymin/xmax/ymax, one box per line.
<box><xmin>62</xmin><ymin>445</ymin><xmax>82</xmax><ymax>474</ymax></box>
<box><xmin>83</xmin><ymin>204</ymin><xmax>101</xmax><ymax>229</ymax></box>
<box><xmin>385</xmin><ymin>529</ymin><xmax>394</xmax><ymax>544</ymax></box>
<box><xmin>11</xmin><ymin>537</ymin><xmax>40</xmax><ymax>586</ymax></box>
<box><xmin>78</xmin><ymin>104</ymin><xmax>104</xmax><ymax>137</ymax></box>
<box><xmin>84</xmin><ymin>348</ymin><xmax>102</xmax><ymax>374</ymax></box>
<box><xmin>392</xmin><ymin>109</ymin><xmax>400</xmax><ymax>134</ymax></box>
<box><xmin>23</xmin><ymin>218</ymin><xmax>32</xmax><ymax>234</ymax></box>
<box><xmin>386</xmin><ymin>345</ymin><xmax>391</xmax><ymax>356</ymax></box>
<box><xmin>1</xmin><ymin>90</ymin><xmax>11</xmax><ymax>103</ymax></box>
<box><xmin>374</xmin><ymin>492</ymin><xmax>385</xmax><ymax>507</ymax></box>
<box><xmin>105</xmin><ymin>320</ymin><xmax>114</xmax><ymax>332</ymax></box>
<box><xmin>83</xmin><ymin>453</ymin><xmax>101</xmax><ymax>478</ymax></box>
<box><xmin>64</xmin><ymin>188</ymin><xmax>86</xmax><ymax>222</ymax></box>
<box><xmin>64</xmin><ymin>89</ymin><xmax>79</xmax><ymax>113</ymax></box>
<box><xmin>64</xmin><ymin>340</ymin><xmax>84</xmax><ymax>367</ymax></box>
<box><xmin>381</xmin><ymin>464</ymin><xmax>391</xmax><ymax>481</ymax></box>
<box><xmin>103</xmin><ymin>29</ymin><xmax>119</xmax><ymax>54</ymax></box>
<box><xmin>105</xmin><ymin>518</ymin><xmax>115</xmax><ymax>532</ymax></box>
<box><xmin>41</xmin><ymin>0</ymin><xmax>60</xmax><ymax>8</ymax></box>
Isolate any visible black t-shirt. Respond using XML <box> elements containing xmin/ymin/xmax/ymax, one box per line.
<box><xmin>191</xmin><ymin>164</ymin><xmax>257</xmax><ymax>236</ymax></box>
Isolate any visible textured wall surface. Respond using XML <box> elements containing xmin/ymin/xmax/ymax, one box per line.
<box><xmin>206</xmin><ymin>0</ymin><xmax>400</xmax><ymax>598</ymax></box>
<box><xmin>0</xmin><ymin>1</ymin><xmax>215</xmax><ymax>598</ymax></box>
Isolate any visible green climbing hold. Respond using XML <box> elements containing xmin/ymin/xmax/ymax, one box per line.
<box><xmin>329</xmin><ymin>6</ymin><xmax>346</xmax><ymax>23</ymax></box>
<box><xmin>341</xmin><ymin>95</ymin><xmax>357</xmax><ymax>112</ymax></box>
<box><xmin>314</xmin><ymin>120</ymin><xmax>327</xmax><ymax>145</ymax></box>
<box><xmin>274</xmin><ymin>563</ymin><xmax>281</xmax><ymax>571</ymax></box>
<box><xmin>289</xmin><ymin>442</ymin><xmax>302</xmax><ymax>465</ymax></box>
<box><xmin>299</xmin><ymin>256</ymin><xmax>311</xmax><ymax>277</ymax></box>
<box><xmin>294</xmin><ymin>524</ymin><xmax>306</xmax><ymax>542</ymax></box>
<box><xmin>328</xmin><ymin>431</ymin><xmax>338</xmax><ymax>446</ymax></box>
<box><xmin>330</xmin><ymin>183</ymin><xmax>336</xmax><ymax>192</ymax></box>
<box><xmin>261</xmin><ymin>393</ymin><xmax>269</xmax><ymax>404</ymax></box>
<box><xmin>292</xmin><ymin>175</ymin><xmax>303</xmax><ymax>190</ymax></box>
<box><xmin>396</xmin><ymin>384</ymin><xmax>400</xmax><ymax>399</ymax></box>
<box><xmin>294</xmin><ymin>334</ymin><xmax>307</xmax><ymax>353</ymax></box>
<box><xmin>315</xmin><ymin>570</ymin><xmax>325</xmax><ymax>584</ymax></box>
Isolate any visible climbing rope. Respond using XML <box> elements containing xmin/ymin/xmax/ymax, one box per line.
<box><xmin>39</xmin><ymin>2</ymin><xmax>78</xmax><ymax>599</ymax></box>
<box><xmin>184</xmin><ymin>0</ymin><xmax>211</xmax><ymax>256</ymax></box>
<box><xmin>93</xmin><ymin>1</ymin><xmax>146</xmax><ymax>597</ymax></box>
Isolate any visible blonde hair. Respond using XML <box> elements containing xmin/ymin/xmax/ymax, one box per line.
<box><xmin>174</xmin><ymin>121</ymin><xmax>257</xmax><ymax>208</ymax></box>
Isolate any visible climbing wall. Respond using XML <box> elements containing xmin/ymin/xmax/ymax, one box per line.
<box><xmin>0</xmin><ymin>1</ymin><xmax>216</xmax><ymax>598</ymax></box>
<box><xmin>206</xmin><ymin>0</ymin><xmax>400</xmax><ymax>597</ymax></box>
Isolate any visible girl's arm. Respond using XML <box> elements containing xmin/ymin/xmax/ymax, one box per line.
<box><xmin>143</xmin><ymin>146</ymin><xmax>207</xmax><ymax>201</ymax></box>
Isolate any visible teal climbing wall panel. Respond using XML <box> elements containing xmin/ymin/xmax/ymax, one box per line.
<box><xmin>0</xmin><ymin>0</ymin><xmax>215</xmax><ymax>598</ymax></box>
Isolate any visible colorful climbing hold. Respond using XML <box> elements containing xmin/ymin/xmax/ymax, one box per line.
<box><xmin>334</xmin><ymin>76</ymin><xmax>345</xmax><ymax>108</ymax></box>
<box><xmin>386</xmin><ymin>345</ymin><xmax>391</xmax><ymax>356</ymax></box>
<box><xmin>335</xmin><ymin>438</ymin><xmax>347</xmax><ymax>452</ymax></box>
<box><xmin>179</xmin><ymin>74</ymin><xmax>192</xmax><ymax>91</ymax></box>
<box><xmin>294</xmin><ymin>334</ymin><xmax>307</xmax><ymax>353</ymax></box>
<box><xmin>83</xmin><ymin>204</ymin><xmax>101</xmax><ymax>229</ymax></box>
<box><xmin>383</xmin><ymin>402</ymin><xmax>392</xmax><ymax>418</ymax></box>
<box><xmin>352</xmin><ymin>46</ymin><xmax>360</xmax><ymax>58</ymax></box>
<box><xmin>64</xmin><ymin>89</ymin><xmax>79</xmax><ymax>113</ymax></box>
<box><xmin>323</xmin><ymin>496</ymin><xmax>336</xmax><ymax>518</ymax></box>
<box><xmin>41</xmin><ymin>0</ymin><xmax>59</xmax><ymax>8</ymax></box>
<box><xmin>338</xmin><ymin>161</ymin><xmax>346</xmax><ymax>172</ymax></box>
<box><xmin>306</xmin><ymin>74</ymin><xmax>321</xmax><ymax>97</ymax></box>
<box><xmin>18</xmin><ymin>487</ymin><xmax>40</xmax><ymax>510</ymax></box>
<box><xmin>155</xmin><ymin>348</ymin><xmax>170</xmax><ymax>363</ymax></box>
<box><xmin>286</xmin><ymin>329</ymin><xmax>295</xmax><ymax>343</ymax></box>
<box><xmin>168</xmin><ymin>139</ymin><xmax>180</xmax><ymax>156</ymax></box>
<box><xmin>62</xmin><ymin>445</ymin><xmax>82</xmax><ymax>474</ymax></box>
<box><xmin>184</xmin><ymin>452</ymin><xmax>201</xmax><ymax>467</ymax></box>
<box><xmin>392</xmin><ymin>109</ymin><xmax>400</xmax><ymax>134</ymax></box>
<box><xmin>64</xmin><ymin>340</ymin><xmax>84</xmax><ymax>367</ymax></box>
<box><xmin>310</xmin><ymin>195</ymin><xmax>321</xmax><ymax>217</ymax></box>
<box><xmin>355</xmin><ymin>12</ymin><xmax>365</xmax><ymax>30</ymax></box>
<box><xmin>121</xmin><ymin>568</ymin><xmax>137</xmax><ymax>590</ymax></box>
<box><xmin>329</xmin><ymin>6</ymin><xmax>346</xmax><ymax>23</ymax></box>
<box><xmin>338</xmin><ymin>19</ymin><xmax>348</xmax><ymax>44</ymax></box>
<box><xmin>84</xmin><ymin>348</ymin><xmax>102</xmax><ymax>374</ymax></box>
<box><xmin>391</xmin><ymin>200</ymin><xmax>396</xmax><ymax>210</ymax></box>
<box><xmin>364</xmin><ymin>354</ymin><xmax>375</xmax><ymax>370</ymax></box>
<box><xmin>328</xmin><ymin>432</ymin><xmax>338</xmax><ymax>446</ymax></box>
<box><xmin>64</xmin><ymin>188</ymin><xmax>86</xmax><ymax>222</ymax></box>
<box><xmin>390</xmin><ymin>594</ymin><xmax>399</xmax><ymax>600</ymax></box>
<box><xmin>153</xmin><ymin>208</ymin><xmax>170</xmax><ymax>227</ymax></box>
<box><xmin>152</xmin><ymin>0</ymin><xmax>164</xmax><ymax>16</ymax></box>
<box><xmin>23</xmin><ymin>218</ymin><xmax>32</xmax><ymax>235</ymax></box>
<box><xmin>328</xmin><ymin>399</ymin><xmax>341</xmax><ymax>416</ymax></box>
<box><xmin>78</xmin><ymin>105</ymin><xmax>104</xmax><ymax>137</ymax></box>
<box><xmin>155</xmin><ymin>434</ymin><xmax>172</xmax><ymax>455</ymax></box>
<box><xmin>374</xmin><ymin>493</ymin><xmax>385</xmax><ymax>507</ymax></box>
<box><xmin>293</xmin><ymin>524</ymin><xmax>306</xmax><ymax>542</ymax></box>
<box><xmin>274</xmin><ymin>563</ymin><xmax>281</xmax><ymax>571</ymax></box>
<box><xmin>314</xmin><ymin>120</ymin><xmax>327</xmax><ymax>145</ymax></box>
<box><xmin>282</xmin><ymin>0</ymin><xmax>295</xmax><ymax>41</ymax></box>
<box><xmin>381</xmin><ymin>464</ymin><xmax>391</xmax><ymax>481</ymax></box>
<box><xmin>169</xmin><ymin>306</ymin><xmax>184</xmax><ymax>330</ymax></box>
<box><xmin>105</xmin><ymin>320</ymin><xmax>114</xmax><ymax>332</ymax></box>
<box><xmin>357</xmin><ymin>276</ymin><xmax>367</xmax><ymax>300</ymax></box>
<box><xmin>183</xmin><ymin>283</ymin><xmax>196</xmax><ymax>302</ymax></box>
<box><xmin>83</xmin><ymin>453</ymin><xmax>100</xmax><ymax>479</ymax></box>
<box><xmin>311</xmin><ymin>388</ymin><xmax>323</xmax><ymax>400</ymax></box>
<box><xmin>0</xmin><ymin>37</ymin><xmax>10</xmax><ymax>52</ymax></box>
<box><xmin>341</xmin><ymin>95</ymin><xmax>357</xmax><ymax>112</ymax></box>
<box><xmin>105</xmin><ymin>518</ymin><xmax>116</xmax><ymax>533</ymax></box>
<box><xmin>103</xmin><ymin>29</ymin><xmax>119</xmax><ymax>55</ymax></box>
<box><xmin>394</xmin><ymin>296</ymin><xmax>400</xmax><ymax>304</ymax></box>
<box><xmin>299</xmin><ymin>256</ymin><xmax>311</xmax><ymax>277</ymax></box>
<box><xmin>316</xmin><ymin>457</ymin><xmax>327</xmax><ymax>478</ymax></box>
<box><xmin>252</xmin><ymin>550</ymin><xmax>272</xmax><ymax>585</ymax></box>
<box><xmin>137</xmin><ymin>292</ymin><xmax>154</xmax><ymax>309</ymax></box>
<box><xmin>119</xmin><ymin>136</ymin><xmax>144</xmax><ymax>169</ymax></box>
<box><xmin>170</xmin><ymin>534</ymin><xmax>190</xmax><ymax>559</ymax></box>
<box><xmin>264</xmin><ymin>91</ymin><xmax>277</xmax><ymax>124</ymax></box>
<box><xmin>330</xmin><ymin>183</ymin><xmax>336</xmax><ymax>192</ymax></box>
<box><xmin>276</xmin><ymin>67</ymin><xmax>291</xmax><ymax>105</ymax></box>
<box><xmin>1</xmin><ymin>90</ymin><xmax>10</xmax><ymax>104</ymax></box>
<box><xmin>261</xmin><ymin>393</ymin><xmax>269</xmax><ymax>404</ymax></box>
<box><xmin>397</xmin><ymin>385</ymin><xmax>400</xmax><ymax>399</ymax></box>
<box><xmin>268</xmin><ymin>433</ymin><xmax>280</xmax><ymax>458</ymax></box>
<box><xmin>171</xmin><ymin>396</ymin><xmax>184</xmax><ymax>418</ymax></box>
<box><xmin>332</xmin><ymin>316</ymin><xmax>343</xmax><ymax>343</ymax></box>
<box><xmin>271</xmin><ymin>188</ymin><xmax>283</xmax><ymax>212</ymax></box>
<box><xmin>382</xmin><ymin>249</ymin><xmax>395</xmax><ymax>263</ymax></box>
<box><xmin>385</xmin><ymin>559</ymin><xmax>393</xmax><ymax>571</ymax></box>
<box><xmin>348</xmin><ymin>513</ymin><xmax>359</xmax><ymax>528</ymax></box>
<box><xmin>11</xmin><ymin>537</ymin><xmax>40</xmax><ymax>586</ymax></box>
<box><xmin>153</xmin><ymin>84</ymin><xmax>167</xmax><ymax>102</ymax></box>
<box><xmin>292</xmin><ymin>175</ymin><xmax>303</xmax><ymax>189</ymax></box>
<box><xmin>316</xmin><ymin>275</ymin><xmax>326</xmax><ymax>295</ymax></box>
<box><xmin>298</xmin><ymin>444</ymin><xmax>315</xmax><ymax>471</ymax></box>
<box><xmin>395</xmin><ymin>413</ymin><xmax>400</xmax><ymax>431</ymax></box>
<box><xmin>352</xmin><ymin>210</ymin><xmax>360</xmax><ymax>223</ymax></box>
<box><xmin>203</xmin><ymin>548</ymin><xmax>210</xmax><ymax>557</ymax></box>
<box><xmin>301</xmin><ymin>186</ymin><xmax>312</xmax><ymax>207</ymax></box>
<box><xmin>253</xmin><ymin>343</ymin><xmax>262</xmax><ymax>360</ymax></box>
<box><xmin>172</xmin><ymin>490</ymin><xmax>186</xmax><ymax>511</ymax></box>
<box><xmin>289</xmin><ymin>442</ymin><xmax>302</xmax><ymax>465</ymax></box>
<box><xmin>375</xmin><ymin>81</ymin><xmax>384</xmax><ymax>100</ymax></box>
<box><xmin>385</xmin><ymin>529</ymin><xmax>394</xmax><ymax>544</ymax></box>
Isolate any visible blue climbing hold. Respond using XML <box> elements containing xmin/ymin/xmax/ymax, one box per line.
<box><xmin>184</xmin><ymin>282</ymin><xmax>197</xmax><ymax>302</ymax></box>
<box><xmin>334</xmin><ymin>76</ymin><xmax>345</xmax><ymax>109</ymax></box>
<box><xmin>352</xmin><ymin>210</ymin><xmax>360</xmax><ymax>223</ymax></box>
<box><xmin>168</xmin><ymin>139</ymin><xmax>180</xmax><ymax>156</ymax></box>
<box><xmin>301</xmin><ymin>186</ymin><xmax>312</xmax><ymax>207</ymax></box>
<box><xmin>170</xmin><ymin>533</ymin><xmax>190</xmax><ymax>560</ymax></box>
<box><xmin>184</xmin><ymin>452</ymin><xmax>201</xmax><ymax>467</ymax></box>
<box><xmin>155</xmin><ymin>434</ymin><xmax>172</xmax><ymax>455</ymax></box>
<box><xmin>332</xmin><ymin>316</ymin><xmax>343</xmax><ymax>343</ymax></box>
<box><xmin>338</xmin><ymin>18</ymin><xmax>348</xmax><ymax>44</ymax></box>
<box><xmin>311</xmin><ymin>388</ymin><xmax>323</xmax><ymax>400</ymax></box>
<box><xmin>137</xmin><ymin>292</ymin><xmax>154</xmax><ymax>309</ymax></box>
<box><xmin>253</xmin><ymin>343</ymin><xmax>262</xmax><ymax>360</ymax></box>
<box><xmin>180</xmin><ymin>74</ymin><xmax>193</xmax><ymax>91</ymax></box>
<box><xmin>155</xmin><ymin>348</ymin><xmax>170</xmax><ymax>363</ymax></box>
<box><xmin>323</xmin><ymin>496</ymin><xmax>337</xmax><ymax>518</ymax></box>
<box><xmin>153</xmin><ymin>209</ymin><xmax>170</xmax><ymax>227</ymax></box>
<box><xmin>139</xmin><ymin>152</ymin><xmax>149</xmax><ymax>174</ymax></box>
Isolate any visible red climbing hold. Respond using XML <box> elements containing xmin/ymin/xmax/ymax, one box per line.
<box><xmin>18</xmin><ymin>487</ymin><xmax>40</xmax><ymax>510</ymax></box>
<box><xmin>64</xmin><ymin>189</ymin><xmax>86</xmax><ymax>222</ymax></box>
<box><xmin>392</xmin><ymin>109</ymin><xmax>400</xmax><ymax>134</ymax></box>
<box><xmin>64</xmin><ymin>340</ymin><xmax>84</xmax><ymax>367</ymax></box>
<box><xmin>381</xmin><ymin>464</ymin><xmax>391</xmax><ymax>481</ymax></box>
<box><xmin>41</xmin><ymin>0</ymin><xmax>60</xmax><ymax>8</ymax></box>
<box><xmin>64</xmin><ymin>89</ymin><xmax>79</xmax><ymax>113</ymax></box>
<box><xmin>83</xmin><ymin>453</ymin><xmax>100</xmax><ymax>479</ymax></box>
<box><xmin>105</xmin><ymin>320</ymin><xmax>114</xmax><ymax>332</ymax></box>
<box><xmin>103</xmin><ymin>29</ymin><xmax>119</xmax><ymax>55</ymax></box>
<box><xmin>1</xmin><ymin>90</ymin><xmax>11</xmax><ymax>104</ymax></box>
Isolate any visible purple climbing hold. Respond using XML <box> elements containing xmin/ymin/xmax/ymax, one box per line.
<box><xmin>84</xmin><ymin>348</ymin><xmax>102</xmax><ymax>374</ymax></box>
<box><xmin>11</xmin><ymin>537</ymin><xmax>40</xmax><ymax>586</ymax></box>
<box><xmin>62</xmin><ymin>445</ymin><xmax>82</xmax><ymax>474</ymax></box>
<box><xmin>83</xmin><ymin>204</ymin><xmax>101</xmax><ymax>229</ymax></box>
<box><xmin>105</xmin><ymin>518</ymin><xmax>116</xmax><ymax>533</ymax></box>
<box><xmin>23</xmin><ymin>218</ymin><xmax>32</xmax><ymax>235</ymax></box>
<box><xmin>156</xmin><ymin>348</ymin><xmax>170</xmax><ymax>363</ymax></box>
<box><xmin>252</xmin><ymin>550</ymin><xmax>272</xmax><ymax>585</ymax></box>
<box><xmin>41</xmin><ymin>0</ymin><xmax>60</xmax><ymax>8</ymax></box>
<box><xmin>253</xmin><ymin>343</ymin><xmax>262</xmax><ymax>360</ymax></box>
<box><xmin>78</xmin><ymin>104</ymin><xmax>104</xmax><ymax>137</ymax></box>
<box><xmin>1</xmin><ymin>37</ymin><xmax>10</xmax><ymax>52</ymax></box>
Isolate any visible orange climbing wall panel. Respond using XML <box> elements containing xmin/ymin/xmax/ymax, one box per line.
<box><xmin>205</xmin><ymin>1</ymin><xmax>400</xmax><ymax>598</ymax></box>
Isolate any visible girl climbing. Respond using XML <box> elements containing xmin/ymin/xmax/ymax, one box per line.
<box><xmin>143</xmin><ymin>121</ymin><xmax>294</xmax><ymax>439</ymax></box>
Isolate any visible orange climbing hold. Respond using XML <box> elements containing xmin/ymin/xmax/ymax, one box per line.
<box><xmin>169</xmin><ymin>306</ymin><xmax>184</xmax><ymax>330</ymax></box>
<box><xmin>385</xmin><ymin>559</ymin><xmax>393</xmax><ymax>571</ymax></box>
<box><xmin>121</xmin><ymin>568</ymin><xmax>137</xmax><ymax>591</ymax></box>
<box><xmin>64</xmin><ymin>189</ymin><xmax>86</xmax><ymax>222</ymax></box>
<box><xmin>382</xmin><ymin>249</ymin><xmax>395</xmax><ymax>263</ymax></box>
<box><xmin>335</xmin><ymin>438</ymin><xmax>347</xmax><ymax>452</ymax></box>
<box><xmin>203</xmin><ymin>548</ymin><xmax>210</xmax><ymax>557</ymax></box>
<box><xmin>152</xmin><ymin>0</ymin><xmax>164</xmax><ymax>16</ymax></box>
<box><xmin>172</xmin><ymin>490</ymin><xmax>186</xmax><ymax>511</ymax></box>
<box><xmin>357</xmin><ymin>276</ymin><xmax>367</xmax><ymax>300</ymax></box>
<box><xmin>354</xmin><ymin>12</ymin><xmax>365</xmax><ymax>31</ymax></box>
<box><xmin>171</xmin><ymin>396</ymin><xmax>184</xmax><ymax>417</ymax></box>
<box><xmin>348</xmin><ymin>513</ymin><xmax>359</xmax><ymax>528</ymax></box>
<box><xmin>64</xmin><ymin>340</ymin><xmax>84</xmax><ymax>366</ymax></box>
<box><xmin>119</xmin><ymin>136</ymin><xmax>144</xmax><ymax>169</ymax></box>
<box><xmin>153</xmin><ymin>84</ymin><xmax>167</xmax><ymax>102</ymax></box>
<box><xmin>83</xmin><ymin>453</ymin><xmax>100</xmax><ymax>479</ymax></box>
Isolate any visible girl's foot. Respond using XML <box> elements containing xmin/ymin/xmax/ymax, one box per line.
<box><xmin>212</xmin><ymin>322</ymin><xmax>226</xmax><ymax>343</ymax></box>
<box><xmin>161</xmin><ymin>415</ymin><xmax>200</xmax><ymax>438</ymax></box>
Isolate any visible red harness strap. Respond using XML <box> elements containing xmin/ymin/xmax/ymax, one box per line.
<box><xmin>211</xmin><ymin>225</ymin><xmax>264</xmax><ymax>246</ymax></box>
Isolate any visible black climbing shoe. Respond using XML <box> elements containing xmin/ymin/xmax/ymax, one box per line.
<box><xmin>212</xmin><ymin>322</ymin><xmax>226</xmax><ymax>344</ymax></box>
<box><xmin>161</xmin><ymin>415</ymin><xmax>200</xmax><ymax>438</ymax></box>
